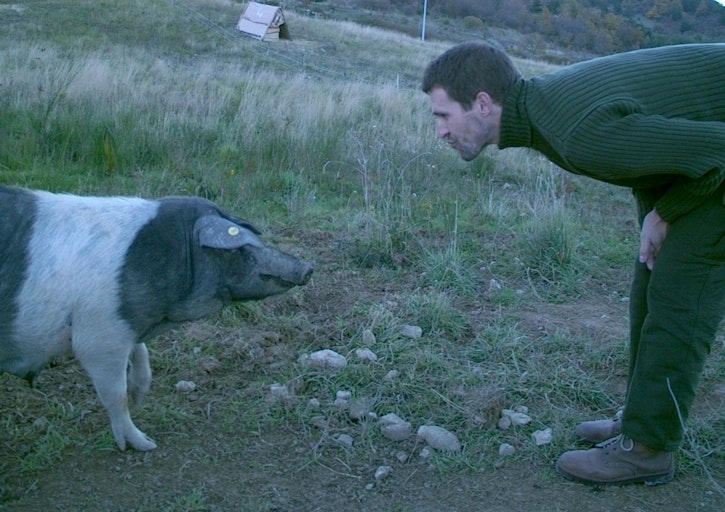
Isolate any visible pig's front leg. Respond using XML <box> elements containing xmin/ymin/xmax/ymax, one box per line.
<box><xmin>74</xmin><ymin>331</ymin><xmax>157</xmax><ymax>451</ymax></box>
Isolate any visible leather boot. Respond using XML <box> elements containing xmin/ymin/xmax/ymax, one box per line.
<box><xmin>575</xmin><ymin>410</ymin><xmax>622</xmax><ymax>444</ymax></box>
<box><xmin>556</xmin><ymin>434</ymin><xmax>675</xmax><ymax>486</ymax></box>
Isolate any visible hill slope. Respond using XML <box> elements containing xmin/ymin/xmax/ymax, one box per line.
<box><xmin>299</xmin><ymin>0</ymin><xmax>725</xmax><ymax>60</ymax></box>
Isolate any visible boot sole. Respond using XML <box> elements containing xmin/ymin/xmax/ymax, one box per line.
<box><xmin>556</xmin><ymin>462</ymin><xmax>675</xmax><ymax>486</ymax></box>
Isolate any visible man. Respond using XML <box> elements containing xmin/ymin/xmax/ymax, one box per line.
<box><xmin>422</xmin><ymin>42</ymin><xmax>725</xmax><ymax>485</ymax></box>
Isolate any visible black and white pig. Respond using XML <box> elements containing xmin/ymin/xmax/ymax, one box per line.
<box><xmin>0</xmin><ymin>185</ymin><xmax>313</xmax><ymax>451</ymax></box>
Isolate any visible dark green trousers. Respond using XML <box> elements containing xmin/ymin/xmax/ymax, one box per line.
<box><xmin>622</xmin><ymin>183</ymin><xmax>725</xmax><ymax>452</ymax></box>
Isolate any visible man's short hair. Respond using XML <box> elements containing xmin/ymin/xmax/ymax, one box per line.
<box><xmin>422</xmin><ymin>41</ymin><xmax>521</xmax><ymax>109</ymax></box>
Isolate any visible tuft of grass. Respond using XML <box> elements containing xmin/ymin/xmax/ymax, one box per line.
<box><xmin>521</xmin><ymin>209</ymin><xmax>581</xmax><ymax>287</ymax></box>
<box><xmin>163</xmin><ymin>487</ymin><xmax>210</xmax><ymax>512</ymax></box>
<box><xmin>401</xmin><ymin>290</ymin><xmax>469</xmax><ymax>342</ymax></box>
<box><xmin>420</xmin><ymin>244</ymin><xmax>476</xmax><ymax>295</ymax></box>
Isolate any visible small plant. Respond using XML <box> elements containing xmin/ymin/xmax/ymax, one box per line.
<box><xmin>462</xmin><ymin>16</ymin><xmax>484</xmax><ymax>31</ymax></box>
<box><xmin>402</xmin><ymin>289</ymin><xmax>469</xmax><ymax>341</ymax></box>
<box><xmin>163</xmin><ymin>487</ymin><xmax>210</xmax><ymax>512</ymax></box>
<box><xmin>522</xmin><ymin>208</ymin><xmax>578</xmax><ymax>278</ymax></box>
<box><xmin>420</xmin><ymin>244</ymin><xmax>473</xmax><ymax>294</ymax></box>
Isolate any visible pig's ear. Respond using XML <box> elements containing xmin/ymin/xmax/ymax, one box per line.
<box><xmin>225</xmin><ymin>215</ymin><xmax>262</xmax><ymax>235</ymax></box>
<box><xmin>196</xmin><ymin>215</ymin><xmax>264</xmax><ymax>249</ymax></box>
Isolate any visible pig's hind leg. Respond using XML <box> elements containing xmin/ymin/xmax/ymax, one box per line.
<box><xmin>73</xmin><ymin>329</ymin><xmax>157</xmax><ymax>451</ymax></box>
<box><xmin>127</xmin><ymin>342</ymin><xmax>152</xmax><ymax>407</ymax></box>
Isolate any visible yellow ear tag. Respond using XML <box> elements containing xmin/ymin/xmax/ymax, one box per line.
<box><xmin>228</xmin><ymin>226</ymin><xmax>240</xmax><ymax>236</ymax></box>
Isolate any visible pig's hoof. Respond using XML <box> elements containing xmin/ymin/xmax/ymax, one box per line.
<box><xmin>131</xmin><ymin>435</ymin><xmax>157</xmax><ymax>451</ymax></box>
<box><xmin>125</xmin><ymin>430</ymin><xmax>157</xmax><ymax>451</ymax></box>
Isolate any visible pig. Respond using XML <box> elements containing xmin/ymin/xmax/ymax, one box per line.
<box><xmin>0</xmin><ymin>185</ymin><xmax>313</xmax><ymax>451</ymax></box>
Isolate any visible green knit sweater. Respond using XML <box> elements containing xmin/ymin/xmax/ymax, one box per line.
<box><xmin>499</xmin><ymin>43</ymin><xmax>725</xmax><ymax>223</ymax></box>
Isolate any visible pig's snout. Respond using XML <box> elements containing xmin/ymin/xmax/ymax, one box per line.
<box><xmin>255</xmin><ymin>246</ymin><xmax>314</xmax><ymax>293</ymax></box>
<box><xmin>265</xmin><ymin>259</ymin><xmax>314</xmax><ymax>288</ymax></box>
<box><xmin>297</xmin><ymin>261</ymin><xmax>314</xmax><ymax>285</ymax></box>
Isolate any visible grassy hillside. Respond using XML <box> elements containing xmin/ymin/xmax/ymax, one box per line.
<box><xmin>302</xmin><ymin>0</ymin><xmax>725</xmax><ymax>61</ymax></box>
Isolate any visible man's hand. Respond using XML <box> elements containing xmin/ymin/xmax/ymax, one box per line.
<box><xmin>639</xmin><ymin>209</ymin><xmax>670</xmax><ymax>271</ymax></box>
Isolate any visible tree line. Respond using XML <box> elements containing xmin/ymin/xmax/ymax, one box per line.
<box><xmin>340</xmin><ymin>0</ymin><xmax>725</xmax><ymax>54</ymax></box>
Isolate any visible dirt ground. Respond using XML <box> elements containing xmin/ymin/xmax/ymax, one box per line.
<box><xmin>3</xmin><ymin>435</ymin><xmax>724</xmax><ymax>512</ymax></box>
<box><xmin>1</xmin><ymin>233</ymin><xmax>724</xmax><ymax>512</ymax></box>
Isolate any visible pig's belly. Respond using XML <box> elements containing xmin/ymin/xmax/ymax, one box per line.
<box><xmin>0</xmin><ymin>325</ymin><xmax>73</xmax><ymax>379</ymax></box>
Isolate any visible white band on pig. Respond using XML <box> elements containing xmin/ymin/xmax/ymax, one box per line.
<box><xmin>196</xmin><ymin>215</ymin><xmax>264</xmax><ymax>249</ymax></box>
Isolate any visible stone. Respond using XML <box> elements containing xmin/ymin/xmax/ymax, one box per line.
<box><xmin>299</xmin><ymin>349</ymin><xmax>347</xmax><ymax>369</ymax></box>
<box><xmin>532</xmin><ymin>428</ymin><xmax>553</xmax><ymax>446</ymax></box>
<box><xmin>362</xmin><ymin>329</ymin><xmax>376</xmax><ymax>346</ymax></box>
<box><xmin>355</xmin><ymin>348</ymin><xmax>378</xmax><ymax>362</ymax></box>
<box><xmin>416</xmin><ymin>425</ymin><xmax>461</xmax><ymax>452</ymax></box>
<box><xmin>401</xmin><ymin>325</ymin><xmax>423</xmax><ymax>339</ymax></box>
<box><xmin>175</xmin><ymin>380</ymin><xmax>196</xmax><ymax>392</ymax></box>
<box><xmin>499</xmin><ymin>443</ymin><xmax>516</xmax><ymax>456</ymax></box>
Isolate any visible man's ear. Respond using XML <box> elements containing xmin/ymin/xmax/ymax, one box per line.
<box><xmin>474</xmin><ymin>91</ymin><xmax>496</xmax><ymax>116</ymax></box>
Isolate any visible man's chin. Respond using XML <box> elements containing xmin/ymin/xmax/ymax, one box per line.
<box><xmin>459</xmin><ymin>149</ymin><xmax>480</xmax><ymax>162</ymax></box>
<box><xmin>459</xmin><ymin>144</ymin><xmax>490</xmax><ymax>161</ymax></box>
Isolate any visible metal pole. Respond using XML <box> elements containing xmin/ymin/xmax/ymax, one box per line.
<box><xmin>421</xmin><ymin>0</ymin><xmax>427</xmax><ymax>41</ymax></box>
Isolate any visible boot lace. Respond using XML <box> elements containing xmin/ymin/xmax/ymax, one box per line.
<box><xmin>596</xmin><ymin>433</ymin><xmax>634</xmax><ymax>451</ymax></box>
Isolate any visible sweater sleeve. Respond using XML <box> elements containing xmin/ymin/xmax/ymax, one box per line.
<box><xmin>653</xmin><ymin>167</ymin><xmax>725</xmax><ymax>222</ymax></box>
<box><xmin>563</xmin><ymin>101</ymin><xmax>725</xmax><ymax>223</ymax></box>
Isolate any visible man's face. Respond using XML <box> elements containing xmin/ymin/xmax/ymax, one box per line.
<box><xmin>429</xmin><ymin>87</ymin><xmax>499</xmax><ymax>161</ymax></box>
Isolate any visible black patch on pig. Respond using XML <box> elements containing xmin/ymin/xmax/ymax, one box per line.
<box><xmin>118</xmin><ymin>197</ymin><xmax>256</xmax><ymax>340</ymax></box>
<box><xmin>0</xmin><ymin>186</ymin><xmax>39</xmax><ymax>375</ymax></box>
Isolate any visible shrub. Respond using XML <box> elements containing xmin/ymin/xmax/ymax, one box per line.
<box><xmin>462</xmin><ymin>16</ymin><xmax>484</xmax><ymax>30</ymax></box>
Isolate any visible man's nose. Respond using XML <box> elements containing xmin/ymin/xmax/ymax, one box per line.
<box><xmin>437</xmin><ymin>121</ymin><xmax>449</xmax><ymax>139</ymax></box>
